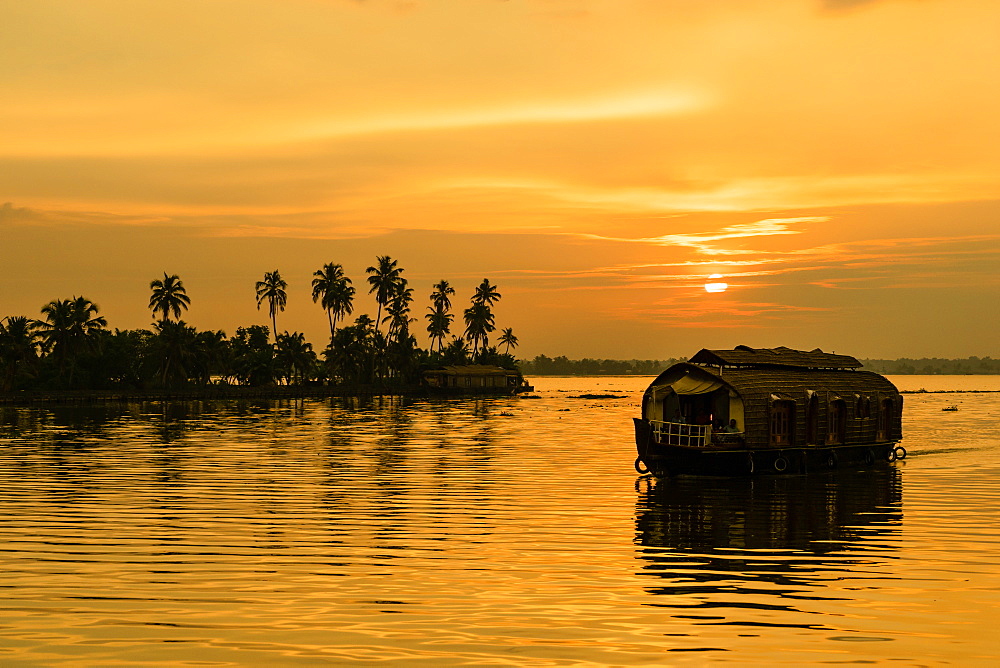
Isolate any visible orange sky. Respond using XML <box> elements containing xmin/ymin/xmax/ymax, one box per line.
<box><xmin>2</xmin><ymin>0</ymin><xmax>999</xmax><ymax>359</ymax></box>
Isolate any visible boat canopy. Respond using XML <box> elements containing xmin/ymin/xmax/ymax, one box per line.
<box><xmin>647</xmin><ymin>365</ymin><xmax>724</xmax><ymax>396</ymax></box>
<box><xmin>660</xmin><ymin>374</ymin><xmax>722</xmax><ymax>395</ymax></box>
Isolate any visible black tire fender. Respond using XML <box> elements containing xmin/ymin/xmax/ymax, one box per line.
<box><xmin>635</xmin><ymin>456</ymin><xmax>650</xmax><ymax>475</ymax></box>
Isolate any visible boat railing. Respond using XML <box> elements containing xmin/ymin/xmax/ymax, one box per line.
<box><xmin>649</xmin><ymin>420</ymin><xmax>745</xmax><ymax>447</ymax></box>
<box><xmin>712</xmin><ymin>431</ymin><xmax>746</xmax><ymax>446</ymax></box>
<box><xmin>649</xmin><ymin>420</ymin><xmax>711</xmax><ymax>447</ymax></box>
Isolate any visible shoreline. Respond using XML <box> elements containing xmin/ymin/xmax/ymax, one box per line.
<box><xmin>0</xmin><ymin>385</ymin><xmax>525</xmax><ymax>406</ymax></box>
<box><xmin>899</xmin><ymin>389</ymin><xmax>1000</xmax><ymax>394</ymax></box>
<box><xmin>3</xmin><ymin>386</ymin><xmax>997</xmax><ymax>407</ymax></box>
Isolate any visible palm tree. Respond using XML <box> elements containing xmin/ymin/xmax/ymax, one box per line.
<box><xmin>466</xmin><ymin>279</ymin><xmax>500</xmax><ymax>359</ymax></box>
<box><xmin>441</xmin><ymin>336</ymin><xmax>470</xmax><ymax>365</ymax></box>
<box><xmin>329</xmin><ymin>279</ymin><xmax>356</xmax><ymax>335</ymax></box>
<box><xmin>230</xmin><ymin>325</ymin><xmax>276</xmax><ymax>386</ymax></box>
<box><xmin>463</xmin><ymin>302</ymin><xmax>495</xmax><ymax>357</ymax></box>
<box><xmin>323</xmin><ymin>315</ymin><xmax>375</xmax><ymax>385</ymax></box>
<box><xmin>36</xmin><ymin>297</ymin><xmax>107</xmax><ymax>352</ymax></box>
<box><xmin>35</xmin><ymin>299</ymin><xmax>73</xmax><ymax>359</ymax></box>
<box><xmin>430</xmin><ymin>279</ymin><xmax>456</xmax><ymax>314</ymax></box>
<box><xmin>311</xmin><ymin>263</ymin><xmax>354</xmax><ymax>338</ymax></box>
<box><xmin>35</xmin><ymin>296</ymin><xmax>107</xmax><ymax>384</ymax></box>
<box><xmin>255</xmin><ymin>270</ymin><xmax>287</xmax><ymax>340</ymax></box>
<box><xmin>384</xmin><ymin>280</ymin><xmax>415</xmax><ymax>345</ymax></box>
<box><xmin>426</xmin><ymin>279</ymin><xmax>456</xmax><ymax>352</ymax></box>
<box><xmin>365</xmin><ymin>256</ymin><xmax>403</xmax><ymax>333</ymax></box>
<box><xmin>149</xmin><ymin>273</ymin><xmax>191</xmax><ymax>323</ymax></box>
<box><xmin>193</xmin><ymin>329</ymin><xmax>228</xmax><ymax>385</ymax></box>
<box><xmin>0</xmin><ymin>316</ymin><xmax>39</xmax><ymax>391</ymax></box>
<box><xmin>152</xmin><ymin>319</ymin><xmax>198</xmax><ymax>387</ymax></box>
<box><xmin>497</xmin><ymin>327</ymin><xmax>519</xmax><ymax>355</ymax></box>
<box><xmin>425</xmin><ymin>308</ymin><xmax>453</xmax><ymax>353</ymax></box>
<box><xmin>472</xmin><ymin>278</ymin><xmax>502</xmax><ymax>308</ymax></box>
<box><xmin>275</xmin><ymin>331</ymin><xmax>316</xmax><ymax>385</ymax></box>
<box><xmin>68</xmin><ymin>296</ymin><xmax>107</xmax><ymax>335</ymax></box>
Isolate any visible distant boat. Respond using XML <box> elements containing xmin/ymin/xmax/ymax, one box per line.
<box><xmin>633</xmin><ymin>346</ymin><xmax>906</xmax><ymax>476</ymax></box>
<box><xmin>942</xmin><ymin>405</ymin><xmax>959</xmax><ymax>412</ymax></box>
<box><xmin>421</xmin><ymin>364</ymin><xmax>533</xmax><ymax>395</ymax></box>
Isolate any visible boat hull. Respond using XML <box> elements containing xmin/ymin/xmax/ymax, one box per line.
<box><xmin>633</xmin><ymin>418</ymin><xmax>903</xmax><ymax>476</ymax></box>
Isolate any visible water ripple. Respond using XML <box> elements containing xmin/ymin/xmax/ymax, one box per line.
<box><xmin>2</xmin><ymin>378</ymin><xmax>999</xmax><ymax>665</ymax></box>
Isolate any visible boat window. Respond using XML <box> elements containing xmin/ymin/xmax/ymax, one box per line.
<box><xmin>770</xmin><ymin>400</ymin><xmax>795</xmax><ymax>446</ymax></box>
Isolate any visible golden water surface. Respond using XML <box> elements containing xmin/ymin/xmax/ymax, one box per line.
<box><xmin>1</xmin><ymin>376</ymin><xmax>998</xmax><ymax>666</ymax></box>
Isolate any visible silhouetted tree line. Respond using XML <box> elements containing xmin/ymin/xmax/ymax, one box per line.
<box><xmin>0</xmin><ymin>256</ymin><xmax>520</xmax><ymax>392</ymax></box>
<box><xmin>517</xmin><ymin>355</ymin><xmax>1000</xmax><ymax>376</ymax></box>
<box><xmin>517</xmin><ymin>356</ymin><xmax>684</xmax><ymax>376</ymax></box>
<box><xmin>860</xmin><ymin>357</ymin><xmax>1000</xmax><ymax>375</ymax></box>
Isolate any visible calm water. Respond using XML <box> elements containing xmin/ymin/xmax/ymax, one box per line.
<box><xmin>1</xmin><ymin>376</ymin><xmax>999</xmax><ymax>666</ymax></box>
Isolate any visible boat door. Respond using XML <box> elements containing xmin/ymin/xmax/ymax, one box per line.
<box><xmin>679</xmin><ymin>393</ymin><xmax>715</xmax><ymax>425</ymax></box>
<box><xmin>876</xmin><ymin>398</ymin><xmax>893</xmax><ymax>441</ymax></box>
<box><xmin>806</xmin><ymin>393</ymin><xmax>820</xmax><ymax>444</ymax></box>
<box><xmin>827</xmin><ymin>399</ymin><xmax>847</xmax><ymax>444</ymax></box>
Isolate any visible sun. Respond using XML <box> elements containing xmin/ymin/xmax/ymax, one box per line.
<box><xmin>704</xmin><ymin>274</ymin><xmax>728</xmax><ymax>293</ymax></box>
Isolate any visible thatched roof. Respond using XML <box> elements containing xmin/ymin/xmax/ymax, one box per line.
<box><xmin>689</xmin><ymin>345</ymin><xmax>862</xmax><ymax>370</ymax></box>
<box><xmin>649</xmin><ymin>362</ymin><xmax>895</xmax><ymax>399</ymax></box>
<box><xmin>710</xmin><ymin>366</ymin><xmax>896</xmax><ymax>398</ymax></box>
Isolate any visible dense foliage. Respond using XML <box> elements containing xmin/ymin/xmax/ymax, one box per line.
<box><xmin>517</xmin><ymin>356</ymin><xmax>684</xmax><ymax>376</ymax></box>
<box><xmin>0</xmin><ymin>259</ymin><xmax>518</xmax><ymax>392</ymax></box>
<box><xmin>859</xmin><ymin>357</ymin><xmax>1000</xmax><ymax>375</ymax></box>
<box><xmin>518</xmin><ymin>355</ymin><xmax>1000</xmax><ymax>376</ymax></box>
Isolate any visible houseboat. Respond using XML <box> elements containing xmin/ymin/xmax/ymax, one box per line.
<box><xmin>633</xmin><ymin>346</ymin><xmax>905</xmax><ymax>476</ymax></box>
<box><xmin>422</xmin><ymin>364</ymin><xmax>533</xmax><ymax>395</ymax></box>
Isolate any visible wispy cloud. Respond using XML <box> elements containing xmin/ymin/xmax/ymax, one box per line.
<box><xmin>491</xmin><ymin>223</ymin><xmax>1000</xmax><ymax>298</ymax></box>
<box><xmin>0</xmin><ymin>202</ymin><xmax>168</xmax><ymax>228</ymax></box>
<box><xmin>0</xmin><ymin>202</ymin><xmax>33</xmax><ymax>225</ymax></box>
<box><xmin>611</xmin><ymin>293</ymin><xmax>831</xmax><ymax>329</ymax></box>
<box><xmin>612</xmin><ymin>217</ymin><xmax>828</xmax><ymax>254</ymax></box>
<box><xmin>291</xmin><ymin>89</ymin><xmax>711</xmax><ymax>143</ymax></box>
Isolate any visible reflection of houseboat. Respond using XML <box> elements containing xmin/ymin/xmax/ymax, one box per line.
<box><xmin>635</xmin><ymin>466</ymin><xmax>902</xmax><ymax>556</ymax></box>
<box><xmin>633</xmin><ymin>346</ymin><xmax>905</xmax><ymax>476</ymax></box>
<box><xmin>422</xmin><ymin>365</ymin><xmax>533</xmax><ymax>395</ymax></box>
